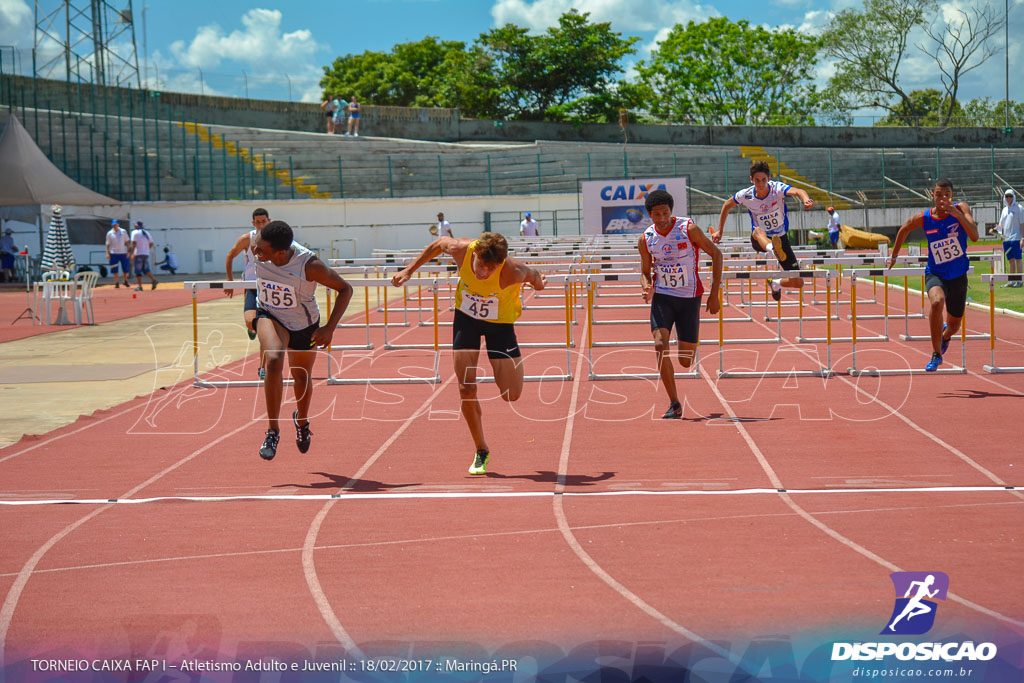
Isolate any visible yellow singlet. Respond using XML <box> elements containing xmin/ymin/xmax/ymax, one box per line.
<box><xmin>453</xmin><ymin>240</ymin><xmax>522</xmax><ymax>324</ymax></box>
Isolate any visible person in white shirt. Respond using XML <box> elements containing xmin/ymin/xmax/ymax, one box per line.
<box><xmin>129</xmin><ymin>220</ymin><xmax>157</xmax><ymax>290</ymax></box>
<box><xmin>995</xmin><ymin>189</ymin><xmax>1024</xmax><ymax>287</ymax></box>
<box><xmin>437</xmin><ymin>212</ymin><xmax>453</xmax><ymax>238</ymax></box>
<box><xmin>105</xmin><ymin>219</ymin><xmax>131</xmax><ymax>288</ymax></box>
<box><xmin>519</xmin><ymin>212</ymin><xmax>539</xmax><ymax>237</ymax></box>
<box><xmin>826</xmin><ymin>206</ymin><xmax>841</xmax><ymax>247</ymax></box>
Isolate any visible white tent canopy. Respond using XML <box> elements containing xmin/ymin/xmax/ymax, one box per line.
<box><xmin>0</xmin><ymin>113</ymin><xmax>126</xmax><ymax>255</ymax></box>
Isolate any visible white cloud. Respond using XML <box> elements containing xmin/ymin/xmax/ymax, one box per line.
<box><xmin>0</xmin><ymin>0</ymin><xmax>31</xmax><ymax>47</ymax></box>
<box><xmin>159</xmin><ymin>9</ymin><xmax>326</xmax><ymax>101</ymax></box>
<box><xmin>491</xmin><ymin>0</ymin><xmax>716</xmax><ymax>34</ymax></box>
<box><xmin>170</xmin><ymin>9</ymin><xmax>325</xmax><ymax>74</ymax></box>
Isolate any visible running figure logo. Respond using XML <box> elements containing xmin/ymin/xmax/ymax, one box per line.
<box><xmin>881</xmin><ymin>572</ymin><xmax>949</xmax><ymax>635</ymax></box>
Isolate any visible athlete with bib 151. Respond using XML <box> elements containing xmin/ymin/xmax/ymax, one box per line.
<box><xmin>391</xmin><ymin>232</ymin><xmax>546</xmax><ymax>476</ymax></box>
<box><xmin>639</xmin><ymin>189</ymin><xmax>723</xmax><ymax>419</ymax></box>
<box><xmin>888</xmin><ymin>179</ymin><xmax>977</xmax><ymax>372</ymax></box>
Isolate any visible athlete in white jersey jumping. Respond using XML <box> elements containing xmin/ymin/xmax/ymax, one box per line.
<box><xmin>252</xmin><ymin>221</ymin><xmax>353</xmax><ymax>461</ymax></box>
<box><xmin>639</xmin><ymin>189</ymin><xmax>722</xmax><ymax>419</ymax></box>
<box><xmin>712</xmin><ymin>160</ymin><xmax>814</xmax><ymax>301</ymax></box>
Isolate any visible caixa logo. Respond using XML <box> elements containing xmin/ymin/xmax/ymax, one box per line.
<box><xmin>600</xmin><ymin>183</ymin><xmax>667</xmax><ymax>201</ymax></box>
<box><xmin>831</xmin><ymin>572</ymin><xmax>998</xmax><ymax>663</ymax></box>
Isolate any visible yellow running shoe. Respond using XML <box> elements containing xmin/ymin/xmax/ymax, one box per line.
<box><xmin>469</xmin><ymin>450</ymin><xmax>490</xmax><ymax>475</ymax></box>
<box><xmin>771</xmin><ymin>235</ymin><xmax>786</xmax><ymax>262</ymax></box>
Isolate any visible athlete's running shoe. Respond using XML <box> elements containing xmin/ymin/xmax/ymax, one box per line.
<box><xmin>771</xmin><ymin>235</ymin><xmax>786</xmax><ymax>262</ymax></box>
<box><xmin>924</xmin><ymin>352</ymin><xmax>943</xmax><ymax>372</ymax></box>
<box><xmin>259</xmin><ymin>429</ymin><xmax>280</xmax><ymax>460</ymax></box>
<box><xmin>293</xmin><ymin>410</ymin><xmax>312</xmax><ymax>453</ymax></box>
<box><xmin>257</xmin><ymin>366</ymin><xmax>266</xmax><ymax>380</ymax></box>
<box><xmin>662</xmin><ymin>401</ymin><xmax>682</xmax><ymax>419</ymax></box>
<box><xmin>770</xmin><ymin>281</ymin><xmax>782</xmax><ymax>302</ymax></box>
<box><xmin>469</xmin><ymin>450</ymin><xmax>490</xmax><ymax>475</ymax></box>
<box><xmin>940</xmin><ymin>322</ymin><xmax>950</xmax><ymax>356</ymax></box>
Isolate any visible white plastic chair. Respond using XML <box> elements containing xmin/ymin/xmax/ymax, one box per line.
<box><xmin>71</xmin><ymin>270</ymin><xmax>99</xmax><ymax>324</ymax></box>
<box><xmin>40</xmin><ymin>271</ymin><xmax>75</xmax><ymax>324</ymax></box>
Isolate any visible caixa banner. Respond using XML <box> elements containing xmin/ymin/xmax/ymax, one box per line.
<box><xmin>581</xmin><ymin>177</ymin><xmax>689</xmax><ymax>235</ymax></box>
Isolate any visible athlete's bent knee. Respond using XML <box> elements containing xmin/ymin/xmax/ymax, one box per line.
<box><xmin>458</xmin><ymin>382</ymin><xmax>477</xmax><ymax>400</ymax></box>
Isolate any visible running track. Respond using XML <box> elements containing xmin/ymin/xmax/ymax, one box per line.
<box><xmin>1</xmin><ymin>281</ymin><xmax>1022</xmax><ymax>682</ymax></box>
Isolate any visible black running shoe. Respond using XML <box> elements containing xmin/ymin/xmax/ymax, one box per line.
<box><xmin>940</xmin><ymin>322</ymin><xmax>950</xmax><ymax>356</ymax></box>
<box><xmin>770</xmin><ymin>283</ymin><xmax>782</xmax><ymax>302</ymax></box>
<box><xmin>259</xmin><ymin>429</ymin><xmax>280</xmax><ymax>461</ymax></box>
<box><xmin>662</xmin><ymin>401</ymin><xmax>682</xmax><ymax>419</ymax></box>
<box><xmin>293</xmin><ymin>410</ymin><xmax>312</xmax><ymax>454</ymax></box>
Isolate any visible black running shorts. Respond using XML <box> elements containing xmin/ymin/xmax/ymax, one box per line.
<box><xmin>925</xmin><ymin>272</ymin><xmax>969</xmax><ymax>318</ymax></box>
<box><xmin>452</xmin><ymin>309</ymin><xmax>521</xmax><ymax>359</ymax></box>
<box><xmin>254</xmin><ymin>308</ymin><xmax>320</xmax><ymax>351</ymax></box>
<box><xmin>751</xmin><ymin>232</ymin><xmax>799</xmax><ymax>271</ymax></box>
<box><xmin>649</xmin><ymin>292</ymin><xmax>701</xmax><ymax>343</ymax></box>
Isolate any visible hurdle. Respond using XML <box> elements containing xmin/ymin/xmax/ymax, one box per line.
<box><xmin>981</xmin><ymin>274</ymin><xmax>1024</xmax><ymax>373</ymax></box>
<box><xmin>846</xmin><ymin>268</ymin><xmax>967</xmax><ymax>376</ymax></box>
<box><xmin>892</xmin><ymin>254</ymin><xmax>997</xmax><ymax>341</ymax></box>
<box><xmin>715</xmin><ymin>271</ymin><xmax>834</xmax><ymax>379</ymax></box>
<box><xmin>581</xmin><ymin>270</ymin><xmax>833</xmax><ymax>380</ymax></box>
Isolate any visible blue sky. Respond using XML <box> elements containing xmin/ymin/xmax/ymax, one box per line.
<box><xmin>2</xmin><ymin>0</ymin><xmax>1021</xmax><ymax>122</ymax></box>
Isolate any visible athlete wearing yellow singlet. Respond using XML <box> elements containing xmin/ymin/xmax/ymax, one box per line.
<box><xmin>392</xmin><ymin>232</ymin><xmax>546</xmax><ymax>475</ymax></box>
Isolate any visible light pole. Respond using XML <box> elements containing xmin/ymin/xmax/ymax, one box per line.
<box><xmin>1006</xmin><ymin>0</ymin><xmax>1010</xmax><ymax>130</ymax></box>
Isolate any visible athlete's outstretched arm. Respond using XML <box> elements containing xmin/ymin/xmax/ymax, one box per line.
<box><xmin>786</xmin><ymin>186</ymin><xmax>815</xmax><ymax>210</ymax></box>
<box><xmin>506</xmin><ymin>258</ymin><xmax>546</xmax><ymax>291</ymax></box>
<box><xmin>223</xmin><ymin>231</ymin><xmax>253</xmax><ymax>298</ymax></box>
<box><xmin>638</xmin><ymin>235</ymin><xmax>654</xmax><ymax>303</ymax></box>
<box><xmin>888</xmin><ymin>213</ymin><xmax>924</xmax><ymax>270</ymax></box>
<box><xmin>305</xmin><ymin>257</ymin><xmax>354</xmax><ymax>348</ymax></box>
<box><xmin>712</xmin><ymin>197</ymin><xmax>738</xmax><ymax>243</ymax></box>
<box><xmin>391</xmin><ymin>237</ymin><xmax>471</xmax><ymax>286</ymax></box>
<box><xmin>689</xmin><ymin>224</ymin><xmax>722</xmax><ymax>315</ymax></box>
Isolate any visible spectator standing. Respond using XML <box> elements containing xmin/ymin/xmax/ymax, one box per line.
<box><xmin>105</xmin><ymin>219</ymin><xmax>131</xmax><ymax>288</ymax></box>
<box><xmin>437</xmin><ymin>212</ymin><xmax>453</xmax><ymax>237</ymax></box>
<box><xmin>520</xmin><ymin>212</ymin><xmax>539</xmax><ymax>237</ymax></box>
<box><xmin>1</xmin><ymin>228</ymin><xmax>16</xmax><ymax>282</ymax></box>
<box><xmin>130</xmin><ymin>220</ymin><xmax>158</xmax><ymax>290</ymax></box>
<box><xmin>320</xmin><ymin>94</ymin><xmax>336</xmax><ymax>134</ymax></box>
<box><xmin>346</xmin><ymin>96</ymin><xmax>360</xmax><ymax>137</ymax></box>
<box><xmin>996</xmin><ymin>189</ymin><xmax>1024</xmax><ymax>287</ymax></box>
<box><xmin>826</xmin><ymin>206</ymin><xmax>841</xmax><ymax>247</ymax></box>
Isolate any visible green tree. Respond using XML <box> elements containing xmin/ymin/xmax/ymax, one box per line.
<box><xmin>633</xmin><ymin>17</ymin><xmax>823</xmax><ymax>126</ymax></box>
<box><xmin>823</xmin><ymin>0</ymin><xmax>933</xmax><ymax>126</ymax></box>
<box><xmin>960</xmin><ymin>98</ymin><xmax>1024</xmax><ymax>127</ymax></box>
<box><xmin>874</xmin><ymin>89</ymin><xmax>959</xmax><ymax>125</ymax></box>
<box><xmin>463</xmin><ymin>10</ymin><xmax>639</xmax><ymax>121</ymax></box>
<box><xmin>320</xmin><ymin>36</ymin><xmax>466</xmax><ymax>107</ymax></box>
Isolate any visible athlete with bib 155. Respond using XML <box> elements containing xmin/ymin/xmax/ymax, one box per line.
<box><xmin>391</xmin><ymin>232</ymin><xmax>546</xmax><ymax>475</ymax></box>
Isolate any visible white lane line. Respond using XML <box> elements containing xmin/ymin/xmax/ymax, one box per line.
<box><xmin>0</xmin><ymin>419</ymin><xmax>253</xmax><ymax>681</ymax></box>
<box><xmin>0</xmin><ymin>484</ymin><xmax>1019</xmax><ymax>506</ymax></box>
<box><xmin>4</xmin><ymin>499</ymin><xmax>1019</xmax><ymax>580</ymax></box>
<box><xmin>552</xmin><ymin>302</ymin><xmax>738</xmax><ymax>662</ymax></box>
<box><xmin>301</xmin><ymin>305</ymin><xmax>457</xmax><ymax>660</ymax></box>
<box><xmin>699</xmin><ymin>352</ymin><xmax>1024</xmax><ymax>630</ymax></box>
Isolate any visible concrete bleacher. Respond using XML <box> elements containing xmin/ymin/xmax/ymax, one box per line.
<box><xmin>4</xmin><ymin>106</ymin><xmax>1023</xmax><ymax>212</ymax></box>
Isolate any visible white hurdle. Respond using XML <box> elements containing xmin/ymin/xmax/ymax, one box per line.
<box><xmin>981</xmin><ymin>274</ymin><xmax>1024</xmax><ymax>373</ymax></box>
<box><xmin>845</xmin><ymin>268</ymin><xmax>967</xmax><ymax>376</ymax></box>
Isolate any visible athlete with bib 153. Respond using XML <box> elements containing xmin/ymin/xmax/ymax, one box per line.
<box><xmin>888</xmin><ymin>179</ymin><xmax>978</xmax><ymax>372</ymax></box>
<box><xmin>391</xmin><ymin>232</ymin><xmax>546</xmax><ymax>476</ymax></box>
